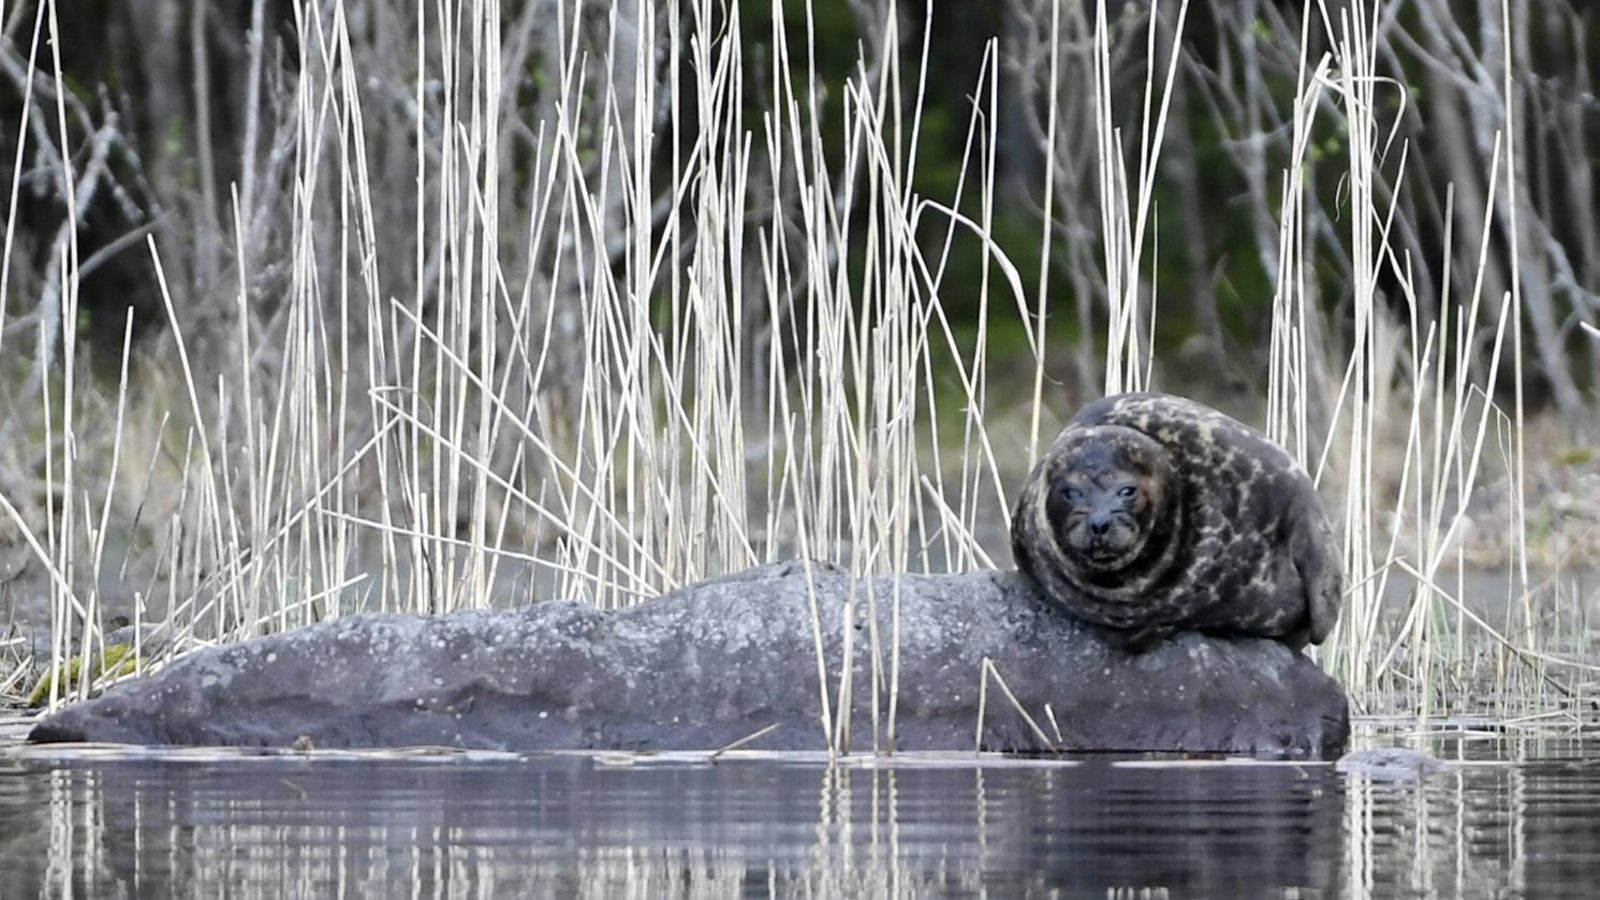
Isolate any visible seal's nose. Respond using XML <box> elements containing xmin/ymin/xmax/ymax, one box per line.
<box><xmin>1088</xmin><ymin>515</ymin><xmax>1112</xmax><ymax>536</ymax></box>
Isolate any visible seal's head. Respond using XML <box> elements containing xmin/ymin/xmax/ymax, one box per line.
<box><xmin>1041</xmin><ymin>425</ymin><xmax>1173</xmax><ymax>574</ymax></box>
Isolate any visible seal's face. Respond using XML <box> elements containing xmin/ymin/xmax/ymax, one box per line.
<box><xmin>1044</xmin><ymin>428</ymin><xmax>1170</xmax><ymax>573</ymax></box>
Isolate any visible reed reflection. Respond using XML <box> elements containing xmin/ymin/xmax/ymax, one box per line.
<box><xmin>0</xmin><ymin>747</ymin><xmax>1591</xmax><ymax>897</ymax></box>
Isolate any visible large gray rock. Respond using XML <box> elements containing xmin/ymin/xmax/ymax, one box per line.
<box><xmin>28</xmin><ymin>562</ymin><xmax>1349</xmax><ymax>757</ymax></box>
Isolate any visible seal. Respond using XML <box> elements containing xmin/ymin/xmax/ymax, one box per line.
<box><xmin>1011</xmin><ymin>392</ymin><xmax>1343</xmax><ymax>651</ymax></box>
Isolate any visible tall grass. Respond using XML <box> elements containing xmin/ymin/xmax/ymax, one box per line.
<box><xmin>1</xmin><ymin>0</ymin><xmax>1591</xmax><ymax>740</ymax></box>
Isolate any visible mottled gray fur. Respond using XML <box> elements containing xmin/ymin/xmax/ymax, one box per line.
<box><xmin>1012</xmin><ymin>392</ymin><xmax>1343</xmax><ymax>651</ymax></box>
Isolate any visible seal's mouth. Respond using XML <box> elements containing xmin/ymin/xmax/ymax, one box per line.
<box><xmin>1058</xmin><ymin>510</ymin><xmax>1144</xmax><ymax>571</ymax></box>
<box><xmin>1085</xmin><ymin>539</ymin><xmax>1135</xmax><ymax>568</ymax></box>
<box><xmin>1087</xmin><ymin>541</ymin><xmax>1124</xmax><ymax>563</ymax></box>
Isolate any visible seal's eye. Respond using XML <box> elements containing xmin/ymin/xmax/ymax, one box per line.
<box><xmin>1117</xmin><ymin>485</ymin><xmax>1138</xmax><ymax>499</ymax></box>
<box><xmin>1063</xmin><ymin>487</ymin><xmax>1083</xmax><ymax>503</ymax></box>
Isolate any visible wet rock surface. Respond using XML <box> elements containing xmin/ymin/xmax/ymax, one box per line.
<box><xmin>1336</xmin><ymin>747</ymin><xmax>1454</xmax><ymax>781</ymax></box>
<box><xmin>28</xmin><ymin>562</ymin><xmax>1350</xmax><ymax>757</ymax></box>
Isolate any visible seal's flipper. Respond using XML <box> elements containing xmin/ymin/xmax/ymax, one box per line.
<box><xmin>1101</xmin><ymin>621</ymin><xmax>1170</xmax><ymax>654</ymax></box>
<box><xmin>1293</xmin><ymin>519</ymin><xmax>1343</xmax><ymax>645</ymax></box>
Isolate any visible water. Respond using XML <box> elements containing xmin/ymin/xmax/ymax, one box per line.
<box><xmin>2</xmin><ymin>732</ymin><xmax>1597</xmax><ymax>898</ymax></box>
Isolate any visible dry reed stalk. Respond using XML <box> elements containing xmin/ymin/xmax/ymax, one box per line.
<box><xmin>0</xmin><ymin>0</ymin><xmax>1570</xmax><ymax>737</ymax></box>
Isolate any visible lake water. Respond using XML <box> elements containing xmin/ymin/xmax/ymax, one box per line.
<box><xmin>2</xmin><ymin>728</ymin><xmax>1596</xmax><ymax>898</ymax></box>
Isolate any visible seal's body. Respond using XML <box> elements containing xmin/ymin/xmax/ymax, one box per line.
<box><xmin>1011</xmin><ymin>392</ymin><xmax>1343</xmax><ymax>651</ymax></box>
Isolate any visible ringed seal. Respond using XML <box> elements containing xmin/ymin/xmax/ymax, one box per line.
<box><xmin>1011</xmin><ymin>392</ymin><xmax>1343</xmax><ymax>651</ymax></box>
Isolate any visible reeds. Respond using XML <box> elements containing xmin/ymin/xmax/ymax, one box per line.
<box><xmin>0</xmin><ymin>0</ymin><xmax>1592</xmax><ymax>737</ymax></box>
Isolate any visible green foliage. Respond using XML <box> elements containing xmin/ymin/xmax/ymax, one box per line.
<box><xmin>1556</xmin><ymin>446</ymin><xmax>1596</xmax><ymax>467</ymax></box>
<box><xmin>29</xmin><ymin>644</ymin><xmax>141</xmax><ymax>707</ymax></box>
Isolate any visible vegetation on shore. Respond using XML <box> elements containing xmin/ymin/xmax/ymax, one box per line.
<box><xmin>0</xmin><ymin>1</ymin><xmax>1596</xmax><ymax>737</ymax></box>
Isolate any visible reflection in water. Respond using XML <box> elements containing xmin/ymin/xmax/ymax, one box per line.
<box><xmin>0</xmin><ymin>741</ymin><xmax>1596</xmax><ymax>897</ymax></box>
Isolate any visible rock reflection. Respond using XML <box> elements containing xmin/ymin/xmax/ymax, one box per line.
<box><xmin>1</xmin><ymin>745</ymin><xmax>1594</xmax><ymax>897</ymax></box>
<box><xmin>0</xmin><ymin>753</ymin><xmax>1338</xmax><ymax>896</ymax></box>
